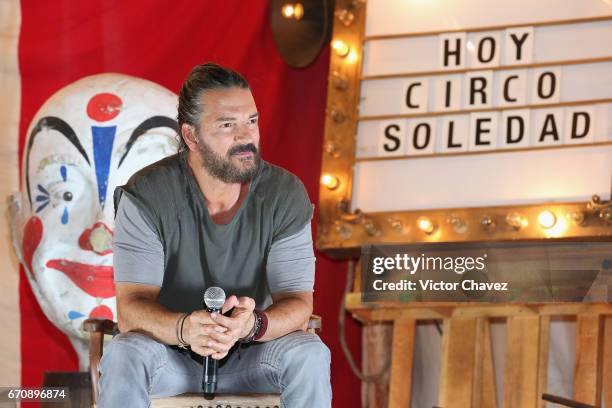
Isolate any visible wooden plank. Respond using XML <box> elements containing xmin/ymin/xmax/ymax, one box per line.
<box><xmin>504</xmin><ymin>316</ymin><xmax>541</xmax><ymax>408</ymax></box>
<box><xmin>344</xmin><ymin>295</ymin><xmax>612</xmax><ymax>321</ymax></box>
<box><xmin>439</xmin><ymin>318</ymin><xmax>477</xmax><ymax>407</ymax></box>
<box><xmin>358</xmin><ymin>98</ymin><xmax>612</xmax><ymax>121</ymax></box>
<box><xmin>315</xmin><ymin>0</ymin><xmax>366</xmax><ymax>250</ymax></box>
<box><xmin>389</xmin><ymin>319</ymin><xmax>416</xmax><ymax>408</ymax></box>
<box><xmin>348</xmin><ymin>304</ymin><xmax>612</xmax><ymax>324</ymax></box>
<box><xmin>574</xmin><ymin>314</ymin><xmax>603</xmax><ymax>406</ymax></box>
<box><xmin>363</xmin><ymin>15</ymin><xmax>612</xmax><ymax>41</ymax></box>
<box><xmin>89</xmin><ymin>331</ymin><xmax>103</xmax><ymax>405</ymax></box>
<box><xmin>537</xmin><ymin>316</ymin><xmax>551</xmax><ymax>408</ymax></box>
<box><xmin>356</xmin><ymin>140</ymin><xmax>612</xmax><ymax>161</ymax></box>
<box><xmin>472</xmin><ymin>318</ymin><xmax>497</xmax><ymax>408</ymax></box>
<box><xmin>361</xmin><ymin>56</ymin><xmax>612</xmax><ymax>80</ymax></box>
<box><xmin>151</xmin><ymin>393</ymin><xmax>280</xmax><ymax>408</ymax></box>
<box><xmin>603</xmin><ymin>316</ymin><xmax>612</xmax><ymax>408</ymax></box>
<box><xmin>362</xmin><ymin>323</ymin><xmax>392</xmax><ymax>408</ymax></box>
<box><xmin>353</xmin><ymin>259</ymin><xmax>362</xmax><ymax>293</ymax></box>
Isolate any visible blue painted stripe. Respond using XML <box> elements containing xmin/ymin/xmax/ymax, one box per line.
<box><xmin>91</xmin><ymin>126</ymin><xmax>116</xmax><ymax>209</ymax></box>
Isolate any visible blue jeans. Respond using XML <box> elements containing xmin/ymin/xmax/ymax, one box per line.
<box><xmin>98</xmin><ymin>330</ymin><xmax>332</xmax><ymax>408</ymax></box>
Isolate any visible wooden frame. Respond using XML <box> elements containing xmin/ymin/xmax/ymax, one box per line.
<box><xmin>317</xmin><ymin>2</ymin><xmax>612</xmax><ymax>255</ymax></box>
<box><xmin>363</xmin><ymin>15</ymin><xmax>612</xmax><ymax>41</ymax></box>
<box><xmin>360</xmin><ymin>56</ymin><xmax>612</xmax><ymax>80</ymax></box>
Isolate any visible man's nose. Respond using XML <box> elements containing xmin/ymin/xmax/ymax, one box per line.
<box><xmin>79</xmin><ymin>221</ymin><xmax>113</xmax><ymax>255</ymax></box>
<box><xmin>234</xmin><ymin>124</ymin><xmax>253</xmax><ymax>142</ymax></box>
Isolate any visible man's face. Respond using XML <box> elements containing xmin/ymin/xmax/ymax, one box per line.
<box><xmin>193</xmin><ymin>87</ymin><xmax>261</xmax><ymax>183</ymax></box>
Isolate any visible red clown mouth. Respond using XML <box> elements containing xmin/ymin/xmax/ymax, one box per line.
<box><xmin>46</xmin><ymin>259</ymin><xmax>115</xmax><ymax>298</ymax></box>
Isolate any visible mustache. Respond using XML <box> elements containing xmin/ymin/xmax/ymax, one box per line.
<box><xmin>228</xmin><ymin>143</ymin><xmax>258</xmax><ymax>156</ymax></box>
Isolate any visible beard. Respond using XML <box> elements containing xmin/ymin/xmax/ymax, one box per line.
<box><xmin>197</xmin><ymin>138</ymin><xmax>261</xmax><ymax>184</ymax></box>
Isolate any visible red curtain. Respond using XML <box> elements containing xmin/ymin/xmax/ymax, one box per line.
<box><xmin>18</xmin><ymin>1</ymin><xmax>361</xmax><ymax>406</ymax></box>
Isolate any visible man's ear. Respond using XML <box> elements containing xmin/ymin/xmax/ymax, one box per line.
<box><xmin>181</xmin><ymin>123</ymin><xmax>199</xmax><ymax>151</ymax></box>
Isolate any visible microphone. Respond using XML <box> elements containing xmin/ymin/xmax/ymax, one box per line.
<box><xmin>202</xmin><ymin>286</ymin><xmax>226</xmax><ymax>394</ymax></box>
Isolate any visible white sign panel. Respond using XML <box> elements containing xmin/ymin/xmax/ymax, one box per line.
<box><xmin>354</xmin><ymin>2</ymin><xmax>612</xmax><ymax>212</ymax></box>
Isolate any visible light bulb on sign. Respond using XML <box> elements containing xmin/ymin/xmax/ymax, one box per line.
<box><xmin>566</xmin><ymin>211</ymin><xmax>585</xmax><ymax>225</ymax></box>
<box><xmin>538</xmin><ymin>210</ymin><xmax>557</xmax><ymax>229</ymax></box>
<box><xmin>346</xmin><ymin>50</ymin><xmax>359</xmax><ymax>64</ymax></box>
<box><xmin>321</xmin><ymin>174</ymin><xmax>340</xmax><ymax>190</ymax></box>
<box><xmin>332</xmin><ymin>40</ymin><xmax>350</xmax><ymax>57</ymax></box>
<box><xmin>506</xmin><ymin>212</ymin><xmax>528</xmax><ymax>230</ymax></box>
<box><xmin>335</xmin><ymin>9</ymin><xmax>355</xmax><ymax>26</ymax></box>
<box><xmin>446</xmin><ymin>214</ymin><xmax>467</xmax><ymax>234</ymax></box>
<box><xmin>417</xmin><ymin>216</ymin><xmax>436</xmax><ymax>234</ymax></box>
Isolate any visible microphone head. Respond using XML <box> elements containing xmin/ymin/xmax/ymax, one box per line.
<box><xmin>204</xmin><ymin>286</ymin><xmax>226</xmax><ymax>310</ymax></box>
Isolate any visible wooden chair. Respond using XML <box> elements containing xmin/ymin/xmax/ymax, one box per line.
<box><xmin>83</xmin><ymin>315</ymin><xmax>322</xmax><ymax>408</ymax></box>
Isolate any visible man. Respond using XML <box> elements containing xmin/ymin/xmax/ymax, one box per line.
<box><xmin>98</xmin><ymin>63</ymin><xmax>331</xmax><ymax>407</ymax></box>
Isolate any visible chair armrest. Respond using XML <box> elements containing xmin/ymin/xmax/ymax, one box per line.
<box><xmin>83</xmin><ymin>318</ymin><xmax>119</xmax><ymax>335</ymax></box>
<box><xmin>82</xmin><ymin>318</ymin><xmax>117</xmax><ymax>406</ymax></box>
<box><xmin>307</xmin><ymin>314</ymin><xmax>322</xmax><ymax>333</ymax></box>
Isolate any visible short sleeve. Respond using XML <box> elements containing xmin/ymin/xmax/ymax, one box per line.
<box><xmin>113</xmin><ymin>195</ymin><xmax>164</xmax><ymax>287</ymax></box>
<box><xmin>272</xmin><ymin>176</ymin><xmax>314</xmax><ymax>242</ymax></box>
<box><xmin>266</xmin><ymin>222</ymin><xmax>315</xmax><ymax>293</ymax></box>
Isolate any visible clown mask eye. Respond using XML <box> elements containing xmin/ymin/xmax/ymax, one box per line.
<box><xmin>49</xmin><ymin>187</ymin><xmax>75</xmax><ymax>203</ymax></box>
<box><xmin>33</xmin><ymin>162</ymin><xmax>86</xmax><ymax>215</ymax></box>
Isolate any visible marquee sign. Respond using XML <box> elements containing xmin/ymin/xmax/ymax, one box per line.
<box><xmin>317</xmin><ymin>0</ymin><xmax>612</xmax><ymax>253</ymax></box>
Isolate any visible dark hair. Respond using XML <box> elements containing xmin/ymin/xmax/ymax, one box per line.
<box><xmin>177</xmin><ymin>62</ymin><xmax>250</xmax><ymax>151</ymax></box>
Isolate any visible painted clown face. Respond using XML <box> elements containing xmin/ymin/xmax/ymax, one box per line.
<box><xmin>10</xmin><ymin>74</ymin><xmax>177</xmax><ymax>360</ymax></box>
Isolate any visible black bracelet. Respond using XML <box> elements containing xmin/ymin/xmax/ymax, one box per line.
<box><xmin>178</xmin><ymin>312</ymin><xmax>191</xmax><ymax>349</ymax></box>
<box><xmin>175</xmin><ymin>313</ymin><xmax>185</xmax><ymax>347</ymax></box>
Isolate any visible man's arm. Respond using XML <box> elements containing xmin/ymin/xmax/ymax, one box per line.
<box><xmin>260</xmin><ymin>221</ymin><xmax>316</xmax><ymax>340</ymax></box>
<box><xmin>113</xmin><ymin>195</ymin><xmax>222</xmax><ymax>354</ymax></box>
<box><xmin>259</xmin><ymin>291</ymin><xmax>313</xmax><ymax>341</ymax></box>
<box><xmin>116</xmin><ymin>283</ymin><xmax>224</xmax><ymax>349</ymax></box>
<box><xmin>116</xmin><ymin>283</ymin><xmax>182</xmax><ymax>344</ymax></box>
<box><xmin>208</xmin><ymin>222</ymin><xmax>315</xmax><ymax>344</ymax></box>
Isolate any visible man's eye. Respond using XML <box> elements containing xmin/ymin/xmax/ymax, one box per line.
<box><xmin>220</xmin><ymin>122</ymin><xmax>233</xmax><ymax>128</ymax></box>
<box><xmin>248</xmin><ymin>118</ymin><xmax>258</xmax><ymax>125</ymax></box>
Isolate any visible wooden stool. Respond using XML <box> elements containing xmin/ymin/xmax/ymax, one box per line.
<box><xmin>347</xmin><ymin>296</ymin><xmax>612</xmax><ymax>408</ymax></box>
<box><xmin>83</xmin><ymin>315</ymin><xmax>321</xmax><ymax>408</ymax></box>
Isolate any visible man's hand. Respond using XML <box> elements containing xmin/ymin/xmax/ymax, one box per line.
<box><xmin>185</xmin><ymin>310</ymin><xmax>227</xmax><ymax>359</ymax></box>
<box><xmin>185</xmin><ymin>295</ymin><xmax>256</xmax><ymax>359</ymax></box>
<box><xmin>211</xmin><ymin>295</ymin><xmax>256</xmax><ymax>339</ymax></box>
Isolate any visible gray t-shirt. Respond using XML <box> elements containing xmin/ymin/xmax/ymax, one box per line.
<box><xmin>113</xmin><ymin>194</ymin><xmax>315</xmax><ymax>294</ymax></box>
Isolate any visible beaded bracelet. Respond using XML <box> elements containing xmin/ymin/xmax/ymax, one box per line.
<box><xmin>238</xmin><ymin>311</ymin><xmax>261</xmax><ymax>344</ymax></box>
